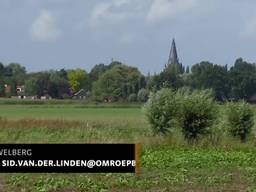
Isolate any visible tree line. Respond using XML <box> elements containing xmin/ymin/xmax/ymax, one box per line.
<box><xmin>0</xmin><ymin>58</ymin><xmax>255</xmax><ymax>101</ymax></box>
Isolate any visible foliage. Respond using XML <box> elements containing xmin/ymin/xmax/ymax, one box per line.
<box><xmin>177</xmin><ymin>89</ymin><xmax>217</xmax><ymax>141</ymax></box>
<box><xmin>92</xmin><ymin>64</ymin><xmax>144</xmax><ymax>102</ymax></box>
<box><xmin>89</xmin><ymin>63</ymin><xmax>107</xmax><ymax>81</ymax></box>
<box><xmin>49</xmin><ymin>70</ymin><xmax>70</xmax><ymax>98</ymax></box>
<box><xmin>229</xmin><ymin>58</ymin><xmax>256</xmax><ymax>99</ymax></box>
<box><xmin>159</xmin><ymin>69</ymin><xmax>183</xmax><ymax>89</ymax></box>
<box><xmin>7</xmin><ymin>63</ymin><xmax>26</xmax><ymax>85</ymax></box>
<box><xmin>1</xmin><ymin>57</ymin><xmax>256</xmax><ymax>102</ymax></box>
<box><xmin>144</xmin><ymin>87</ymin><xmax>217</xmax><ymax>139</ymax></box>
<box><xmin>0</xmin><ymin>77</ymin><xmax>5</xmax><ymax>96</ymax></box>
<box><xmin>128</xmin><ymin>93</ymin><xmax>137</xmax><ymax>102</ymax></box>
<box><xmin>226</xmin><ymin>101</ymin><xmax>254</xmax><ymax>142</ymax></box>
<box><xmin>137</xmin><ymin>88</ymin><xmax>149</xmax><ymax>102</ymax></box>
<box><xmin>24</xmin><ymin>77</ymin><xmax>39</xmax><ymax>96</ymax></box>
<box><xmin>89</xmin><ymin>61</ymin><xmax>122</xmax><ymax>82</ymax></box>
<box><xmin>144</xmin><ymin>88</ymin><xmax>179</xmax><ymax>134</ymax></box>
<box><xmin>68</xmin><ymin>69</ymin><xmax>90</xmax><ymax>93</ymax></box>
<box><xmin>190</xmin><ymin>61</ymin><xmax>229</xmax><ymax>100</ymax></box>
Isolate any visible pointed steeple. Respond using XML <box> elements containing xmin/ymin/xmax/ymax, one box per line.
<box><xmin>166</xmin><ymin>38</ymin><xmax>184</xmax><ymax>74</ymax></box>
<box><xmin>168</xmin><ymin>39</ymin><xmax>179</xmax><ymax>65</ymax></box>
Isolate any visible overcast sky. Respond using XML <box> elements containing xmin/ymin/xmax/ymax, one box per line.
<box><xmin>0</xmin><ymin>0</ymin><xmax>255</xmax><ymax>74</ymax></box>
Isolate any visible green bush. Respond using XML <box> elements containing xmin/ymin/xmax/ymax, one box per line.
<box><xmin>128</xmin><ymin>93</ymin><xmax>137</xmax><ymax>102</ymax></box>
<box><xmin>177</xmin><ymin>89</ymin><xmax>217</xmax><ymax>141</ymax></box>
<box><xmin>144</xmin><ymin>88</ymin><xmax>179</xmax><ymax>134</ymax></box>
<box><xmin>137</xmin><ymin>88</ymin><xmax>149</xmax><ymax>102</ymax></box>
<box><xmin>226</xmin><ymin>101</ymin><xmax>254</xmax><ymax>143</ymax></box>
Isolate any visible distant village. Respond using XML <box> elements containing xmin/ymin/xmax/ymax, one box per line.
<box><xmin>4</xmin><ymin>84</ymin><xmax>88</xmax><ymax>100</ymax></box>
<box><xmin>1</xmin><ymin>38</ymin><xmax>255</xmax><ymax>102</ymax></box>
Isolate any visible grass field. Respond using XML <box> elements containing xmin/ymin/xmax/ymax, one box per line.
<box><xmin>0</xmin><ymin>105</ymin><xmax>256</xmax><ymax>191</ymax></box>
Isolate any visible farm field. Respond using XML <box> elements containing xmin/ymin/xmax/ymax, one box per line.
<box><xmin>0</xmin><ymin>105</ymin><xmax>256</xmax><ymax>191</ymax></box>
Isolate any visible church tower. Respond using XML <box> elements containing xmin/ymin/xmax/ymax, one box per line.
<box><xmin>166</xmin><ymin>39</ymin><xmax>184</xmax><ymax>74</ymax></box>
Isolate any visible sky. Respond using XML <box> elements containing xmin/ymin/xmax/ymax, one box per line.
<box><xmin>0</xmin><ymin>0</ymin><xmax>256</xmax><ymax>74</ymax></box>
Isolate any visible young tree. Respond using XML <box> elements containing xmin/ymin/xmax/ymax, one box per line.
<box><xmin>178</xmin><ymin>89</ymin><xmax>217</xmax><ymax>141</ymax></box>
<box><xmin>226</xmin><ymin>101</ymin><xmax>254</xmax><ymax>143</ymax></box>
<box><xmin>68</xmin><ymin>69</ymin><xmax>90</xmax><ymax>93</ymax></box>
<box><xmin>144</xmin><ymin>88</ymin><xmax>179</xmax><ymax>134</ymax></box>
<box><xmin>92</xmin><ymin>64</ymin><xmax>143</xmax><ymax>101</ymax></box>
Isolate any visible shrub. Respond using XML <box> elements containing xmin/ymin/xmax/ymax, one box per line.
<box><xmin>178</xmin><ymin>89</ymin><xmax>217</xmax><ymax>141</ymax></box>
<box><xmin>128</xmin><ymin>93</ymin><xmax>137</xmax><ymax>102</ymax></box>
<box><xmin>226</xmin><ymin>101</ymin><xmax>254</xmax><ymax>143</ymax></box>
<box><xmin>137</xmin><ymin>88</ymin><xmax>149</xmax><ymax>102</ymax></box>
<box><xmin>144</xmin><ymin>88</ymin><xmax>179</xmax><ymax>134</ymax></box>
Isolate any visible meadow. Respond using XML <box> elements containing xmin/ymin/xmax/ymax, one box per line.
<box><xmin>0</xmin><ymin>104</ymin><xmax>256</xmax><ymax>191</ymax></box>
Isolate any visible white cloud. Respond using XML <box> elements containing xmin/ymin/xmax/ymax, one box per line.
<box><xmin>146</xmin><ymin>0</ymin><xmax>199</xmax><ymax>24</ymax></box>
<box><xmin>88</xmin><ymin>0</ymin><xmax>132</xmax><ymax>28</ymax></box>
<box><xmin>30</xmin><ymin>9</ymin><xmax>61</xmax><ymax>42</ymax></box>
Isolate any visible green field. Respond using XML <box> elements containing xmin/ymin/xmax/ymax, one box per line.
<box><xmin>0</xmin><ymin>105</ymin><xmax>256</xmax><ymax>191</ymax></box>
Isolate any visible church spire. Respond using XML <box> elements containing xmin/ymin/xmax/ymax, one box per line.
<box><xmin>168</xmin><ymin>39</ymin><xmax>179</xmax><ymax>65</ymax></box>
<box><xmin>166</xmin><ymin>38</ymin><xmax>184</xmax><ymax>74</ymax></box>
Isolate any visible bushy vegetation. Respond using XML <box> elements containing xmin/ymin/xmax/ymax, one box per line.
<box><xmin>144</xmin><ymin>88</ymin><xmax>179</xmax><ymax>134</ymax></box>
<box><xmin>2</xmin><ymin>57</ymin><xmax>256</xmax><ymax>103</ymax></box>
<box><xmin>178</xmin><ymin>89</ymin><xmax>217</xmax><ymax>141</ymax></box>
<box><xmin>144</xmin><ymin>88</ymin><xmax>256</xmax><ymax>144</ymax></box>
<box><xmin>226</xmin><ymin>101</ymin><xmax>254</xmax><ymax>142</ymax></box>
<box><xmin>128</xmin><ymin>93</ymin><xmax>137</xmax><ymax>102</ymax></box>
<box><xmin>144</xmin><ymin>88</ymin><xmax>218</xmax><ymax>141</ymax></box>
<box><xmin>137</xmin><ymin>88</ymin><xmax>149</xmax><ymax>102</ymax></box>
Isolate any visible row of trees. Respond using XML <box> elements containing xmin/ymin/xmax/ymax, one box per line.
<box><xmin>0</xmin><ymin>58</ymin><xmax>255</xmax><ymax>101</ymax></box>
<box><xmin>0</xmin><ymin>61</ymin><xmax>147</xmax><ymax>101</ymax></box>
<box><xmin>150</xmin><ymin>58</ymin><xmax>256</xmax><ymax>101</ymax></box>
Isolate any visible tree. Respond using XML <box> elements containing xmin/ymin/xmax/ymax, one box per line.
<box><xmin>24</xmin><ymin>72</ymin><xmax>51</xmax><ymax>97</ymax></box>
<box><xmin>0</xmin><ymin>63</ymin><xmax>4</xmax><ymax>76</ymax></box>
<box><xmin>24</xmin><ymin>77</ymin><xmax>39</xmax><ymax>96</ymax></box>
<box><xmin>89</xmin><ymin>64</ymin><xmax>107</xmax><ymax>82</ymax></box>
<box><xmin>144</xmin><ymin>88</ymin><xmax>179</xmax><ymax>134</ymax></box>
<box><xmin>229</xmin><ymin>58</ymin><xmax>256</xmax><ymax>99</ymax></box>
<box><xmin>92</xmin><ymin>64</ymin><xmax>143</xmax><ymax>101</ymax></box>
<box><xmin>149</xmin><ymin>62</ymin><xmax>184</xmax><ymax>91</ymax></box>
<box><xmin>0</xmin><ymin>77</ymin><xmax>5</xmax><ymax>96</ymax></box>
<box><xmin>185</xmin><ymin>66</ymin><xmax>190</xmax><ymax>73</ymax></box>
<box><xmin>89</xmin><ymin>61</ymin><xmax>123</xmax><ymax>82</ymax></box>
<box><xmin>226</xmin><ymin>101</ymin><xmax>254</xmax><ymax>143</ymax></box>
<box><xmin>159</xmin><ymin>69</ymin><xmax>183</xmax><ymax>89</ymax></box>
<box><xmin>68</xmin><ymin>69</ymin><xmax>90</xmax><ymax>93</ymax></box>
<box><xmin>190</xmin><ymin>61</ymin><xmax>230</xmax><ymax>100</ymax></box>
<box><xmin>7</xmin><ymin>63</ymin><xmax>26</xmax><ymax>85</ymax></box>
<box><xmin>49</xmin><ymin>70</ymin><xmax>70</xmax><ymax>98</ymax></box>
<box><xmin>178</xmin><ymin>89</ymin><xmax>217</xmax><ymax>141</ymax></box>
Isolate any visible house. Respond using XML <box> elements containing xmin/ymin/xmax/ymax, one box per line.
<box><xmin>16</xmin><ymin>85</ymin><xmax>25</xmax><ymax>93</ymax></box>
<box><xmin>40</xmin><ymin>95</ymin><xmax>52</xmax><ymax>100</ymax></box>
<box><xmin>72</xmin><ymin>89</ymin><xmax>89</xmax><ymax>99</ymax></box>
<box><xmin>16</xmin><ymin>85</ymin><xmax>25</xmax><ymax>98</ymax></box>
